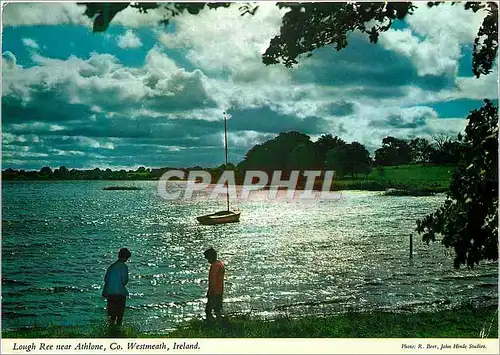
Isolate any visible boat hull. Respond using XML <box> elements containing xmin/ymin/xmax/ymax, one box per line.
<box><xmin>196</xmin><ymin>211</ymin><xmax>241</xmax><ymax>225</ymax></box>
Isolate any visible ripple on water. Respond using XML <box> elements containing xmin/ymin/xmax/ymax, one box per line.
<box><xmin>1</xmin><ymin>182</ymin><xmax>498</xmax><ymax>332</ymax></box>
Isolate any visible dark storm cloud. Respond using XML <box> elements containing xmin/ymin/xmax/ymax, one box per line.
<box><xmin>385</xmin><ymin>114</ymin><xmax>428</xmax><ymax>129</ymax></box>
<box><xmin>293</xmin><ymin>35</ymin><xmax>456</xmax><ymax>96</ymax></box>
<box><xmin>369</xmin><ymin>109</ymin><xmax>434</xmax><ymax>129</ymax></box>
<box><xmin>2</xmin><ymin>132</ymin><xmax>248</xmax><ymax>170</ymax></box>
<box><xmin>4</xmin><ymin>102</ymin><xmax>328</xmax><ymax>147</ymax></box>
<box><xmin>2</xmin><ymin>96</ymin><xmax>93</xmax><ymax>124</ymax></box>
<box><xmin>326</xmin><ymin>101</ymin><xmax>356</xmax><ymax>116</ymax></box>
<box><xmin>227</xmin><ymin>107</ymin><xmax>329</xmax><ymax>135</ymax></box>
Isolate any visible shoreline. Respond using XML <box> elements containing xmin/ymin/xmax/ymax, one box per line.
<box><xmin>3</xmin><ymin>164</ymin><xmax>454</xmax><ymax>195</ymax></box>
<box><xmin>3</xmin><ymin>304</ymin><xmax>498</xmax><ymax>339</ymax></box>
<box><xmin>3</xmin><ymin>179</ymin><xmax>450</xmax><ymax>194</ymax></box>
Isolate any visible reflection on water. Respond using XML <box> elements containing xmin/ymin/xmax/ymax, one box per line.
<box><xmin>2</xmin><ymin>181</ymin><xmax>498</xmax><ymax>333</ymax></box>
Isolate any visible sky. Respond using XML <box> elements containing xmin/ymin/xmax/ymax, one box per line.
<box><xmin>2</xmin><ymin>1</ymin><xmax>499</xmax><ymax>170</ymax></box>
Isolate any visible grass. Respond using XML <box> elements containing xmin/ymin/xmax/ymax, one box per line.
<box><xmin>367</xmin><ymin>165</ymin><xmax>455</xmax><ymax>187</ymax></box>
<box><xmin>3</xmin><ymin>305</ymin><xmax>497</xmax><ymax>339</ymax></box>
<box><xmin>330</xmin><ymin>164</ymin><xmax>455</xmax><ymax>193</ymax></box>
<box><xmin>1</xmin><ymin>322</ymin><xmax>141</xmax><ymax>339</ymax></box>
<box><xmin>169</xmin><ymin>305</ymin><xmax>498</xmax><ymax>338</ymax></box>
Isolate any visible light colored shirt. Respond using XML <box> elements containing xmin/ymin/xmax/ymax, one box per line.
<box><xmin>208</xmin><ymin>260</ymin><xmax>225</xmax><ymax>296</ymax></box>
<box><xmin>103</xmin><ymin>260</ymin><xmax>129</xmax><ymax>296</ymax></box>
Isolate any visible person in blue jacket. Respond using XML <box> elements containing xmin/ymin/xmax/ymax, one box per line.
<box><xmin>102</xmin><ymin>248</ymin><xmax>131</xmax><ymax>326</ymax></box>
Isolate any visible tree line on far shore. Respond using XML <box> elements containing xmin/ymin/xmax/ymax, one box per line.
<box><xmin>238</xmin><ymin>132</ymin><xmax>461</xmax><ymax>178</ymax></box>
<box><xmin>2</xmin><ymin>133</ymin><xmax>462</xmax><ymax>181</ymax></box>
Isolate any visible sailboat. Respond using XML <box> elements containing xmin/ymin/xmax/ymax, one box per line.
<box><xmin>196</xmin><ymin>112</ymin><xmax>241</xmax><ymax>225</ymax></box>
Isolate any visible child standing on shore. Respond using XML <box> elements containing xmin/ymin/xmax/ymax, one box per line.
<box><xmin>204</xmin><ymin>247</ymin><xmax>225</xmax><ymax>321</ymax></box>
<box><xmin>102</xmin><ymin>248</ymin><xmax>131</xmax><ymax>326</ymax></box>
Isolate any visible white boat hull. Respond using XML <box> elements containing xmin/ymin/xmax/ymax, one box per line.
<box><xmin>196</xmin><ymin>210</ymin><xmax>241</xmax><ymax>225</ymax></box>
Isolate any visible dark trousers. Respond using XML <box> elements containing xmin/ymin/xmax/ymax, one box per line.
<box><xmin>107</xmin><ymin>294</ymin><xmax>126</xmax><ymax>325</ymax></box>
<box><xmin>205</xmin><ymin>294</ymin><xmax>223</xmax><ymax>319</ymax></box>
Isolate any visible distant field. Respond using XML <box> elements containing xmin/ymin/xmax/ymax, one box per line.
<box><xmin>367</xmin><ymin>164</ymin><xmax>455</xmax><ymax>186</ymax></box>
<box><xmin>333</xmin><ymin>164</ymin><xmax>456</xmax><ymax>192</ymax></box>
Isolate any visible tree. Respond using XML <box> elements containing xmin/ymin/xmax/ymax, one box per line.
<box><xmin>416</xmin><ymin>100</ymin><xmax>498</xmax><ymax>268</ymax></box>
<box><xmin>263</xmin><ymin>2</ymin><xmax>497</xmax><ymax>78</ymax></box>
<box><xmin>325</xmin><ymin>141</ymin><xmax>371</xmax><ymax>178</ymax></box>
<box><xmin>238</xmin><ymin>131</ymin><xmax>311</xmax><ymax>171</ymax></box>
<box><xmin>374</xmin><ymin>136</ymin><xmax>412</xmax><ymax>166</ymax></box>
<box><xmin>325</xmin><ymin>145</ymin><xmax>349</xmax><ymax>178</ymax></box>
<box><xmin>409</xmin><ymin>138</ymin><xmax>433</xmax><ymax>164</ymax></box>
<box><xmin>427</xmin><ymin>133</ymin><xmax>465</xmax><ymax>165</ymax></box>
<box><xmin>349</xmin><ymin>142</ymin><xmax>372</xmax><ymax>178</ymax></box>
<box><xmin>430</xmin><ymin>140</ymin><xmax>464</xmax><ymax>165</ymax></box>
<box><xmin>80</xmin><ymin>2</ymin><xmax>498</xmax><ymax>79</ymax></box>
<box><xmin>287</xmin><ymin>142</ymin><xmax>317</xmax><ymax>170</ymax></box>
<box><xmin>78</xmin><ymin>2</ymin><xmax>233</xmax><ymax>31</ymax></box>
<box><xmin>374</xmin><ymin>146</ymin><xmax>396</xmax><ymax>167</ymax></box>
<box><xmin>314</xmin><ymin>134</ymin><xmax>346</xmax><ymax>169</ymax></box>
<box><xmin>432</xmin><ymin>133</ymin><xmax>452</xmax><ymax>151</ymax></box>
<box><xmin>39</xmin><ymin>166</ymin><xmax>53</xmax><ymax>175</ymax></box>
<box><xmin>80</xmin><ymin>2</ymin><xmax>498</xmax><ymax>266</ymax></box>
<box><xmin>53</xmin><ymin>166</ymin><xmax>70</xmax><ymax>179</ymax></box>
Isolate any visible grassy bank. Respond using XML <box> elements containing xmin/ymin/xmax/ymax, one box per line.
<box><xmin>331</xmin><ymin>164</ymin><xmax>455</xmax><ymax>193</ymax></box>
<box><xmin>3</xmin><ymin>305</ymin><xmax>497</xmax><ymax>338</ymax></box>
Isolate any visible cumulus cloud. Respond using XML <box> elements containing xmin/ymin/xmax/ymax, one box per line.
<box><xmin>3</xmin><ymin>2</ymin><xmax>90</xmax><ymax>27</ymax></box>
<box><xmin>73</xmin><ymin>136</ymin><xmax>115</xmax><ymax>150</ymax></box>
<box><xmin>117</xmin><ymin>30</ymin><xmax>142</xmax><ymax>49</ymax></box>
<box><xmin>2</xmin><ymin>2</ymin><xmax>168</xmax><ymax>28</ymax></box>
<box><xmin>379</xmin><ymin>3</ymin><xmax>487</xmax><ymax>76</ymax></box>
<box><xmin>2</xmin><ymin>51</ymin><xmax>18</xmax><ymax>70</ymax></box>
<box><xmin>2</xmin><ymin>47</ymin><xmax>216</xmax><ymax>118</ymax></box>
<box><xmin>22</xmin><ymin>38</ymin><xmax>39</xmax><ymax>50</ymax></box>
<box><xmin>159</xmin><ymin>3</ymin><xmax>288</xmax><ymax>82</ymax></box>
<box><xmin>111</xmin><ymin>5</ymin><xmax>167</xmax><ymax>27</ymax></box>
<box><xmin>227</xmin><ymin>130</ymin><xmax>276</xmax><ymax>150</ymax></box>
<box><xmin>454</xmin><ymin>64</ymin><xmax>499</xmax><ymax>100</ymax></box>
<box><xmin>2</xmin><ymin>2</ymin><xmax>497</xmax><ymax>169</ymax></box>
<box><xmin>369</xmin><ymin>106</ymin><xmax>438</xmax><ymax>129</ymax></box>
<box><xmin>425</xmin><ymin>118</ymin><xmax>468</xmax><ymax>137</ymax></box>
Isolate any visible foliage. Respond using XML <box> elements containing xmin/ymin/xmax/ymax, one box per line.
<box><xmin>325</xmin><ymin>142</ymin><xmax>371</xmax><ymax>178</ymax></box>
<box><xmin>237</xmin><ymin>131</ymin><xmax>311</xmax><ymax>171</ymax></box>
<box><xmin>374</xmin><ymin>136</ymin><xmax>412</xmax><ymax>166</ymax></box>
<box><xmin>80</xmin><ymin>2</ymin><xmax>497</xmax><ymax>78</ymax></box>
<box><xmin>53</xmin><ymin>166</ymin><xmax>70</xmax><ymax>179</ymax></box>
<box><xmin>428</xmin><ymin>1</ymin><xmax>499</xmax><ymax>77</ymax></box>
<box><xmin>169</xmin><ymin>305</ymin><xmax>498</xmax><ymax>338</ymax></box>
<box><xmin>1</xmin><ymin>320</ymin><xmax>141</xmax><ymax>338</ymax></box>
<box><xmin>76</xmin><ymin>2</ymin><xmax>499</xmax><ymax>268</ymax></box>
<box><xmin>409</xmin><ymin>138</ymin><xmax>434</xmax><ymax>163</ymax></box>
<box><xmin>3</xmin><ymin>166</ymin><xmax>191</xmax><ymax>181</ymax></box>
<box><xmin>314</xmin><ymin>134</ymin><xmax>347</xmax><ymax>167</ymax></box>
<box><xmin>430</xmin><ymin>140</ymin><xmax>464</xmax><ymax>165</ymax></box>
<box><xmin>287</xmin><ymin>142</ymin><xmax>318</xmax><ymax>170</ymax></box>
<box><xmin>266</xmin><ymin>1</ymin><xmax>497</xmax><ymax>77</ymax></box>
<box><xmin>416</xmin><ymin>100</ymin><xmax>498</xmax><ymax>268</ymax></box>
<box><xmin>374</xmin><ymin>136</ymin><xmax>463</xmax><ymax>166</ymax></box>
<box><xmin>79</xmin><ymin>2</ymin><xmax>233</xmax><ymax>32</ymax></box>
<box><xmin>5</xmin><ymin>305</ymin><xmax>497</xmax><ymax>338</ymax></box>
<box><xmin>39</xmin><ymin>166</ymin><xmax>53</xmax><ymax>175</ymax></box>
<box><xmin>263</xmin><ymin>2</ymin><xmax>416</xmax><ymax>67</ymax></box>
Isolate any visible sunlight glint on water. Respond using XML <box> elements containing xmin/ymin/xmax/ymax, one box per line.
<box><xmin>2</xmin><ymin>181</ymin><xmax>497</xmax><ymax>334</ymax></box>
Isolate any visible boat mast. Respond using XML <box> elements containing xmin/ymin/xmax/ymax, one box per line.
<box><xmin>223</xmin><ymin>112</ymin><xmax>230</xmax><ymax>211</ymax></box>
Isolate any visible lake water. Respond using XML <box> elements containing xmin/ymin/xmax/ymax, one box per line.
<box><xmin>2</xmin><ymin>181</ymin><xmax>498</xmax><ymax>334</ymax></box>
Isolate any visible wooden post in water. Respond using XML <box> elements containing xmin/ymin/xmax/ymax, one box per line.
<box><xmin>409</xmin><ymin>233</ymin><xmax>413</xmax><ymax>259</ymax></box>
